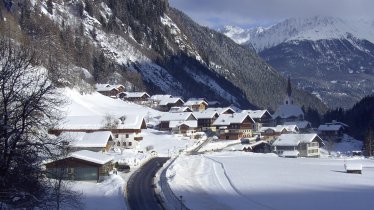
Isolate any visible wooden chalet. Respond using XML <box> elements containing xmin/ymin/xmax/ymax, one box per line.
<box><xmin>158</xmin><ymin>112</ymin><xmax>197</xmax><ymax>131</ymax></box>
<box><xmin>242</xmin><ymin>110</ymin><xmax>274</xmax><ymax>131</ymax></box>
<box><xmin>45</xmin><ymin>150</ymin><xmax>114</xmax><ymax>182</ymax></box>
<box><xmin>318</xmin><ymin>121</ymin><xmax>348</xmax><ymax>141</ymax></box>
<box><xmin>184</xmin><ymin>98</ymin><xmax>208</xmax><ymax>112</ymax></box>
<box><xmin>120</xmin><ymin>92</ymin><xmax>150</xmax><ymax>102</ymax></box>
<box><xmin>158</xmin><ymin>97</ymin><xmax>185</xmax><ymax>112</ymax></box>
<box><xmin>169</xmin><ymin>121</ymin><xmax>198</xmax><ymax>137</ymax></box>
<box><xmin>193</xmin><ymin>111</ymin><xmax>219</xmax><ymax>132</ymax></box>
<box><xmin>212</xmin><ymin>113</ymin><xmax>255</xmax><ymax>140</ymax></box>
<box><xmin>205</xmin><ymin>107</ymin><xmax>236</xmax><ymax>115</ymax></box>
<box><xmin>95</xmin><ymin>84</ymin><xmax>125</xmax><ymax>97</ymax></box>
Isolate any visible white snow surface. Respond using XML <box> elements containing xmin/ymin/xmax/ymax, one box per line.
<box><xmin>68</xmin><ymin>175</ymin><xmax>127</xmax><ymax>210</ymax></box>
<box><xmin>167</xmin><ymin>152</ymin><xmax>374</xmax><ymax>210</ymax></box>
<box><xmin>60</xmin><ymin>88</ymin><xmax>160</xmax><ymax>118</ymax></box>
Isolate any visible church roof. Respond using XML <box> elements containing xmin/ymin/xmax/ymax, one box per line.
<box><xmin>272</xmin><ymin>104</ymin><xmax>304</xmax><ymax>119</ymax></box>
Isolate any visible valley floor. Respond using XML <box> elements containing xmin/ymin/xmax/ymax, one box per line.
<box><xmin>167</xmin><ymin>152</ymin><xmax>374</xmax><ymax>210</ymax></box>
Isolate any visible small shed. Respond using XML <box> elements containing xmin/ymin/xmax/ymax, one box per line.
<box><xmin>45</xmin><ymin>150</ymin><xmax>114</xmax><ymax>182</ymax></box>
<box><xmin>344</xmin><ymin>163</ymin><xmax>362</xmax><ymax>174</ymax></box>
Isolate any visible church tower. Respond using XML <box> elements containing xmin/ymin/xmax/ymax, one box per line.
<box><xmin>284</xmin><ymin>77</ymin><xmax>293</xmax><ymax>105</ymax></box>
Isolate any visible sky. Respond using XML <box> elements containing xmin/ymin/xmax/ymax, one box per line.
<box><xmin>169</xmin><ymin>0</ymin><xmax>374</xmax><ymax>29</ymax></box>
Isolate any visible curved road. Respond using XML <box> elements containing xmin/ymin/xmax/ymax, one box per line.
<box><xmin>127</xmin><ymin>157</ymin><xmax>170</xmax><ymax>210</ymax></box>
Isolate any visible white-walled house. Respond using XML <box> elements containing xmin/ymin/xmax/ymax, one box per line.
<box><xmin>50</xmin><ymin>115</ymin><xmax>147</xmax><ymax>149</ymax></box>
<box><xmin>272</xmin><ymin>133</ymin><xmax>324</xmax><ymax>157</ymax></box>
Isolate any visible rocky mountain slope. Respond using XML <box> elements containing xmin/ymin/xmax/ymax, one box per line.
<box><xmin>222</xmin><ymin>17</ymin><xmax>374</xmax><ymax>108</ymax></box>
<box><xmin>0</xmin><ymin>0</ymin><xmax>326</xmax><ymax>111</ymax></box>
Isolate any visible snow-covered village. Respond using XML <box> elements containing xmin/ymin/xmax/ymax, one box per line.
<box><xmin>1</xmin><ymin>1</ymin><xmax>374</xmax><ymax>210</ymax></box>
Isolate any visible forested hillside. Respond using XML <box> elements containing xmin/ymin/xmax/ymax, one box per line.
<box><xmin>0</xmin><ymin>0</ymin><xmax>327</xmax><ymax>111</ymax></box>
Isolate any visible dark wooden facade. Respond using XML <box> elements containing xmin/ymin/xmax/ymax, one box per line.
<box><xmin>45</xmin><ymin>157</ymin><xmax>113</xmax><ymax>182</ymax></box>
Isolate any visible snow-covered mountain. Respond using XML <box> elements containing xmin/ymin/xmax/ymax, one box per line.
<box><xmin>0</xmin><ymin>0</ymin><xmax>327</xmax><ymax>111</ymax></box>
<box><xmin>224</xmin><ymin>16</ymin><xmax>374</xmax><ymax>52</ymax></box>
<box><xmin>222</xmin><ymin>16</ymin><xmax>374</xmax><ymax>108</ymax></box>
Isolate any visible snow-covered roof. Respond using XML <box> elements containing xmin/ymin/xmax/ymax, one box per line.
<box><xmin>123</xmin><ymin>92</ymin><xmax>150</xmax><ymax>98</ymax></box>
<box><xmin>70</xmin><ymin>150</ymin><xmax>114</xmax><ymax>165</ymax></box>
<box><xmin>150</xmin><ymin>94</ymin><xmax>172</xmax><ymax>101</ymax></box>
<box><xmin>59</xmin><ymin>131</ymin><xmax>112</xmax><ymax>148</ymax></box>
<box><xmin>159</xmin><ymin>97</ymin><xmax>184</xmax><ymax>106</ymax></box>
<box><xmin>193</xmin><ymin>111</ymin><xmax>219</xmax><ymax>119</ymax></box>
<box><xmin>284</xmin><ymin>121</ymin><xmax>311</xmax><ymax>129</ymax></box>
<box><xmin>242</xmin><ymin>110</ymin><xmax>271</xmax><ymax>119</ymax></box>
<box><xmin>169</xmin><ymin>106</ymin><xmax>192</xmax><ymax>113</ymax></box>
<box><xmin>159</xmin><ymin>112</ymin><xmax>196</xmax><ymax>122</ymax></box>
<box><xmin>58</xmin><ymin>114</ymin><xmax>145</xmax><ymax>130</ymax></box>
<box><xmin>206</xmin><ymin>107</ymin><xmax>236</xmax><ymax>115</ymax></box>
<box><xmin>95</xmin><ymin>84</ymin><xmax>117</xmax><ymax>92</ymax></box>
<box><xmin>184</xmin><ymin>98</ymin><xmax>208</xmax><ymax>106</ymax></box>
<box><xmin>272</xmin><ymin>104</ymin><xmax>304</xmax><ymax>119</ymax></box>
<box><xmin>318</xmin><ymin>124</ymin><xmax>343</xmax><ymax>131</ymax></box>
<box><xmin>213</xmin><ymin>113</ymin><xmax>255</xmax><ymax>126</ymax></box>
<box><xmin>248</xmin><ymin>140</ymin><xmax>269</xmax><ymax>149</ymax></box>
<box><xmin>260</xmin><ymin>125</ymin><xmax>298</xmax><ymax>133</ymax></box>
<box><xmin>169</xmin><ymin>120</ymin><xmax>198</xmax><ymax>128</ymax></box>
<box><xmin>273</xmin><ymin>133</ymin><xmax>322</xmax><ymax>147</ymax></box>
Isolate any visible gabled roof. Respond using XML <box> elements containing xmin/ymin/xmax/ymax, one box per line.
<box><xmin>159</xmin><ymin>112</ymin><xmax>197</xmax><ymax>122</ymax></box>
<box><xmin>58</xmin><ymin>114</ymin><xmax>146</xmax><ymax>130</ymax></box>
<box><xmin>169</xmin><ymin>120</ymin><xmax>198</xmax><ymax>128</ymax></box>
<box><xmin>273</xmin><ymin>133</ymin><xmax>323</xmax><ymax>147</ymax></box>
<box><xmin>272</xmin><ymin>104</ymin><xmax>304</xmax><ymax>119</ymax></box>
<box><xmin>159</xmin><ymin>97</ymin><xmax>184</xmax><ymax>106</ymax></box>
<box><xmin>242</xmin><ymin>110</ymin><xmax>271</xmax><ymax>119</ymax></box>
<box><xmin>150</xmin><ymin>94</ymin><xmax>172</xmax><ymax>101</ymax></box>
<box><xmin>70</xmin><ymin>150</ymin><xmax>114</xmax><ymax>165</ymax></box>
<box><xmin>95</xmin><ymin>84</ymin><xmax>117</xmax><ymax>92</ymax></box>
<box><xmin>318</xmin><ymin>124</ymin><xmax>343</xmax><ymax>131</ymax></box>
<box><xmin>260</xmin><ymin>126</ymin><xmax>286</xmax><ymax>133</ymax></box>
<box><xmin>213</xmin><ymin>113</ymin><xmax>255</xmax><ymax>126</ymax></box>
<box><xmin>169</xmin><ymin>106</ymin><xmax>192</xmax><ymax>113</ymax></box>
<box><xmin>123</xmin><ymin>92</ymin><xmax>150</xmax><ymax>98</ymax></box>
<box><xmin>284</xmin><ymin>121</ymin><xmax>311</xmax><ymax>129</ymax></box>
<box><xmin>60</xmin><ymin>131</ymin><xmax>112</xmax><ymax>148</ymax></box>
<box><xmin>193</xmin><ymin>111</ymin><xmax>219</xmax><ymax>119</ymax></box>
<box><xmin>248</xmin><ymin>140</ymin><xmax>269</xmax><ymax>149</ymax></box>
<box><xmin>184</xmin><ymin>98</ymin><xmax>208</xmax><ymax>106</ymax></box>
<box><xmin>206</xmin><ymin>107</ymin><xmax>236</xmax><ymax>115</ymax></box>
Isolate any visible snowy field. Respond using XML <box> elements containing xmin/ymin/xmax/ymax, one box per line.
<box><xmin>167</xmin><ymin>152</ymin><xmax>374</xmax><ymax>210</ymax></box>
<box><xmin>68</xmin><ymin>175</ymin><xmax>127</xmax><ymax>210</ymax></box>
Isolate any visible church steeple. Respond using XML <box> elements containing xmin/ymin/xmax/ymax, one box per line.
<box><xmin>284</xmin><ymin>77</ymin><xmax>293</xmax><ymax>105</ymax></box>
<box><xmin>287</xmin><ymin>76</ymin><xmax>292</xmax><ymax>97</ymax></box>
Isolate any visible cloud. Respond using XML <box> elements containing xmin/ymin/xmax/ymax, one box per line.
<box><xmin>169</xmin><ymin>0</ymin><xmax>374</xmax><ymax>28</ymax></box>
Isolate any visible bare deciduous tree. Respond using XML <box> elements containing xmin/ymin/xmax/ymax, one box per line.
<box><xmin>0</xmin><ymin>37</ymin><xmax>80</xmax><ymax>209</ymax></box>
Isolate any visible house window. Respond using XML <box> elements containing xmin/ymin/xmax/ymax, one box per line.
<box><xmin>126</xmin><ymin>134</ymin><xmax>129</xmax><ymax>138</ymax></box>
<box><xmin>115</xmin><ymin>134</ymin><xmax>119</xmax><ymax>138</ymax></box>
<box><xmin>117</xmin><ymin>141</ymin><xmax>121</xmax><ymax>146</ymax></box>
<box><xmin>129</xmin><ymin>142</ymin><xmax>132</xmax><ymax>146</ymax></box>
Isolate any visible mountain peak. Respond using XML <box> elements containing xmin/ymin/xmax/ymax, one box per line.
<box><xmin>222</xmin><ymin>16</ymin><xmax>374</xmax><ymax>52</ymax></box>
